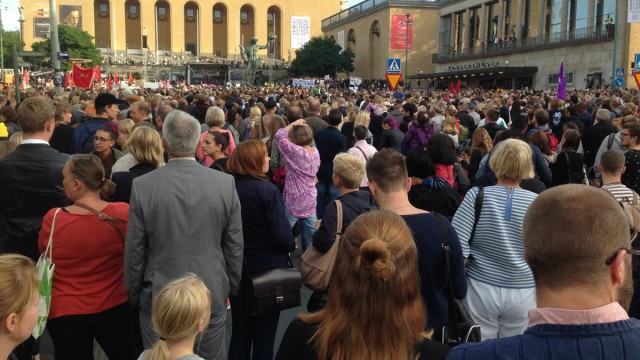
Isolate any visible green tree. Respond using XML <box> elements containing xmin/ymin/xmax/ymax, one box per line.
<box><xmin>289</xmin><ymin>36</ymin><xmax>354</xmax><ymax>78</ymax></box>
<box><xmin>31</xmin><ymin>25</ymin><xmax>102</xmax><ymax>71</ymax></box>
<box><xmin>1</xmin><ymin>31</ymin><xmax>25</xmax><ymax>69</ymax></box>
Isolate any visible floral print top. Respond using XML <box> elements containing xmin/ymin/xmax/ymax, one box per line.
<box><xmin>275</xmin><ymin>128</ymin><xmax>320</xmax><ymax>218</ymax></box>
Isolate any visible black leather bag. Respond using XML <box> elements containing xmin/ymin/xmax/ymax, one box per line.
<box><xmin>433</xmin><ymin>213</ymin><xmax>481</xmax><ymax>347</ymax></box>
<box><xmin>245</xmin><ymin>262</ymin><xmax>302</xmax><ymax>317</ymax></box>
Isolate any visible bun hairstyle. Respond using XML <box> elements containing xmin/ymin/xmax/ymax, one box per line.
<box><xmin>208</xmin><ymin>130</ymin><xmax>231</xmax><ymax>153</ymax></box>
<box><xmin>358</xmin><ymin>239</ymin><xmax>396</xmax><ymax>281</ymax></box>
<box><xmin>67</xmin><ymin>154</ymin><xmax>116</xmax><ymax>197</ymax></box>
<box><xmin>301</xmin><ymin>209</ymin><xmax>428</xmax><ymax>360</ymax></box>
<box><xmin>148</xmin><ymin>274</ymin><xmax>211</xmax><ymax>360</ymax></box>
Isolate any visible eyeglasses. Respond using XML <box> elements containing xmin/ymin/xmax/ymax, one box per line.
<box><xmin>94</xmin><ymin>137</ymin><xmax>112</xmax><ymax>143</ymax></box>
<box><xmin>605</xmin><ymin>247</ymin><xmax>640</xmax><ymax>265</ymax></box>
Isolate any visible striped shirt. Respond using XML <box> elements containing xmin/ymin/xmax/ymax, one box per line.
<box><xmin>602</xmin><ymin>183</ymin><xmax>639</xmax><ymax>204</ymax></box>
<box><xmin>452</xmin><ymin>186</ymin><xmax>537</xmax><ymax>288</ymax></box>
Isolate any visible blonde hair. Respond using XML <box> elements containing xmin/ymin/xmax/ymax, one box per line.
<box><xmin>205</xmin><ymin>107</ymin><xmax>225</xmax><ymax>128</ymax></box>
<box><xmin>118</xmin><ymin>119</ymin><xmax>135</xmax><ymax>143</ymax></box>
<box><xmin>355</xmin><ymin>110</ymin><xmax>371</xmax><ymax>128</ymax></box>
<box><xmin>442</xmin><ymin>117</ymin><xmax>457</xmax><ymax>135</ymax></box>
<box><xmin>124</xmin><ymin>127</ymin><xmax>165</xmax><ymax>168</ymax></box>
<box><xmin>333</xmin><ymin>153</ymin><xmax>365</xmax><ymax>189</ymax></box>
<box><xmin>300</xmin><ymin>210</ymin><xmax>428</xmax><ymax>360</ymax></box>
<box><xmin>148</xmin><ymin>274</ymin><xmax>212</xmax><ymax>360</ymax></box>
<box><xmin>489</xmin><ymin>139</ymin><xmax>534</xmax><ymax>181</ymax></box>
<box><xmin>0</xmin><ymin>254</ymin><xmax>39</xmax><ymax>339</ymax></box>
<box><xmin>249</xmin><ymin>106</ymin><xmax>262</xmax><ymax>120</ymax></box>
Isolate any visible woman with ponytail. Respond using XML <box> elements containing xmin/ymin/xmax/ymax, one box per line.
<box><xmin>276</xmin><ymin>210</ymin><xmax>450</xmax><ymax>360</ymax></box>
<box><xmin>38</xmin><ymin>154</ymin><xmax>137</xmax><ymax>359</ymax></box>
<box><xmin>139</xmin><ymin>274</ymin><xmax>211</xmax><ymax>360</ymax></box>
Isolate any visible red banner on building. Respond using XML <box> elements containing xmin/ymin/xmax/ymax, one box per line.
<box><xmin>390</xmin><ymin>14</ymin><xmax>413</xmax><ymax>50</ymax></box>
<box><xmin>72</xmin><ymin>63</ymin><xmax>95</xmax><ymax>88</ymax></box>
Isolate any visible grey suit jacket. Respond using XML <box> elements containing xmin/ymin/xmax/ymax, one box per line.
<box><xmin>124</xmin><ymin>159</ymin><xmax>243</xmax><ymax>314</ymax></box>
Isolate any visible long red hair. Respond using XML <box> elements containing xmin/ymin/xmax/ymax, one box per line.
<box><xmin>226</xmin><ymin>140</ymin><xmax>268</xmax><ymax>179</ymax></box>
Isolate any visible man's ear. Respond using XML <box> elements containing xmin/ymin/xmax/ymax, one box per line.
<box><xmin>368</xmin><ymin>181</ymin><xmax>377</xmax><ymax>198</ymax></box>
<box><xmin>406</xmin><ymin>177</ymin><xmax>412</xmax><ymax>193</ymax></box>
<box><xmin>610</xmin><ymin>250</ymin><xmax>627</xmax><ymax>287</ymax></box>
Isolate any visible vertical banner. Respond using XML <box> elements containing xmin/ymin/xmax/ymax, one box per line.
<box><xmin>338</xmin><ymin>30</ymin><xmax>345</xmax><ymax>51</ymax></box>
<box><xmin>630</xmin><ymin>0</ymin><xmax>640</xmax><ymax>23</ymax></box>
<box><xmin>33</xmin><ymin>3</ymin><xmax>50</xmax><ymax>38</ymax></box>
<box><xmin>291</xmin><ymin>16</ymin><xmax>311</xmax><ymax>49</ymax></box>
<box><xmin>390</xmin><ymin>14</ymin><xmax>413</xmax><ymax>50</ymax></box>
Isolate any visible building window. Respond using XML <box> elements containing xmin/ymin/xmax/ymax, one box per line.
<box><xmin>129</xmin><ymin>5</ymin><xmax>137</xmax><ymax>15</ymax></box>
<box><xmin>186</xmin><ymin>8</ymin><xmax>195</xmax><ymax>17</ymax></box>
<box><xmin>99</xmin><ymin>4</ymin><xmax>109</xmax><ymax>14</ymax></box>
<box><xmin>214</xmin><ymin>10</ymin><xmax>222</xmax><ymax>23</ymax></box>
<box><xmin>548</xmin><ymin>72</ymin><xmax>574</xmax><ymax>85</ymax></box>
<box><xmin>241</xmin><ymin>10</ymin><xmax>249</xmax><ymax>24</ymax></box>
<box><xmin>158</xmin><ymin>7</ymin><xmax>166</xmax><ymax>17</ymax></box>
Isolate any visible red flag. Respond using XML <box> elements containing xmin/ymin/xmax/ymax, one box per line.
<box><xmin>128</xmin><ymin>71</ymin><xmax>133</xmax><ymax>83</ymax></box>
<box><xmin>449</xmin><ymin>81</ymin><xmax>454</xmax><ymax>94</ymax></box>
<box><xmin>64</xmin><ymin>72</ymin><xmax>72</xmax><ymax>87</ymax></box>
<box><xmin>107</xmin><ymin>74</ymin><xmax>113</xmax><ymax>90</ymax></box>
<box><xmin>72</xmin><ymin>63</ymin><xmax>95</xmax><ymax>89</ymax></box>
<box><xmin>163</xmin><ymin>80</ymin><xmax>167</xmax><ymax>91</ymax></box>
<box><xmin>93</xmin><ymin>66</ymin><xmax>101</xmax><ymax>86</ymax></box>
<box><xmin>455</xmin><ymin>79</ymin><xmax>461</xmax><ymax>94</ymax></box>
<box><xmin>114</xmin><ymin>73</ymin><xmax>119</xmax><ymax>85</ymax></box>
<box><xmin>21</xmin><ymin>70</ymin><xmax>29</xmax><ymax>89</ymax></box>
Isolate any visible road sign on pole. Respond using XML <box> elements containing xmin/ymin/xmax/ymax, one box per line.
<box><xmin>633</xmin><ymin>72</ymin><xmax>640</xmax><ymax>89</ymax></box>
<box><xmin>635</xmin><ymin>54</ymin><xmax>640</xmax><ymax>71</ymax></box>
<box><xmin>614</xmin><ymin>77</ymin><xmax>625</xmax><ymax>87</ymax></box>
<box><xmin>386</xmin><ymin>73</ymin><xmax>402</xmax><ymax>90</ymax></box>
<box><xmin>387</xmin><ymin>58</ymin><xmax>401</xmax><ymax>74</ymax></box>
<box><xmin>616</xmin><ymin>67</ymin><xmax>625</xmax><ymax>78</ymax></box>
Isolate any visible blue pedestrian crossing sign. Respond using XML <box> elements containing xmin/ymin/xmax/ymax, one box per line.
<box><xmin>614</xmin><ymin>77</ymin><xmax>625</xmax><ymax>87</ymax></box>
<box><xmin>635</xmin><ymin>54</ymin><xmax>640</xmax><ymax>71</ymax></box>
<box><xmin>616</xmin><ymin>67</ymin><xmax>625</xmax><ymax>78</ymax></box>
<box><xmin>387</xmin><ymin>58</ymin><xmax>401</xmax><ymax>74</ymax></box>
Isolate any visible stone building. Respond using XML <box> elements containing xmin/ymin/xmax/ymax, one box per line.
<box><xmin>21</xmin><ymin>0</ymin><xmax>341</xmax><ymax>62</ymax></box>
<box><xmin>322</xmin><ymin>0</ymin><xmax>640</xmax><ymax>89</ymax></box>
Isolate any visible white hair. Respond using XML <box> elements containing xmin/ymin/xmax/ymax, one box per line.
<box><xmin>163</xmin><ymin>111</ymin><xmax>201</xmax><ymax>157</ymax></box>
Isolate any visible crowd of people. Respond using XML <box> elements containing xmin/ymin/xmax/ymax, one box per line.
<box><xmin>0</xmin><ymin>81</ymin><xmax>640</xmax><ymax>360</ymax></box>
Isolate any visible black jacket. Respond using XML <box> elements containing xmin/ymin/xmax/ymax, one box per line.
<box><xmin>584</xmin><ymin>120</ymin><xmax>618</xmax><ymax>167</ymax></box>
<box><xmin>482</xmin><ymin>122</ymin><xmax>506</xmax><ymax>142</ymax></box>
<box><xmin>457</xmin><ymin>110</ymin><xmax>476</xmax><ymax>132</ymax></box>
<box><xmin>110</xmin><ymin>163</ymin><xmax>157</xmax><ymax>203</ymax></box>
<box><xmin>235</xmin><ymin>175</ymin><xmax>295</xmax><ymax>276</ymax></box>
<box><xmin>312</xmin><ymin>190</ymin><xmax>376</xmax><ymax>253</ymax></box>
<box><xmin>379</xmin><ymin>129</ymin><xmax>404</xmax><ymax>152</ymax></box>
<box><xmin>0</xmin><ymin>144</ymin><xmax>70</xmax><ymax>260</ymax></box>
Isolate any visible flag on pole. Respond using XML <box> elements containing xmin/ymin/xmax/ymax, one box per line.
<box><xmin>64</xmin><ymin>72</ymin><xmax>72</xmax><ymax>88</ymax></box>
<box><xmin>163</xmin><ymin>80</ymin><xmax>167</xmax><ymax>91</ymax></box>
<box><xmin>449</xmin><ymin>81</ymin><xmax>454</xmax><ymax>94</ymax></box>
<box><xmin>21</xmin><ymin>70</ymin><xmax>29</xmax><ymax>89</ymax></box>
<box><xmin>557</xmin><ymin>60</ymin><xmax>567</xmax><ymax>99</ymax></box>
<box><xmin>72</xmin><ymin>63</ymin><xmax>95</xmax><ymax>89</ymax></box>
<box><xmin>114</xmin><ymin>73</ymin><xmax>119</xmax><ymax>85</ymax></box>
<box><xmin>128</xmin><ymin>71</ymin><xmax>134</xmax><ymax>83</ymax></box>
<box><xmin>107</xmin><ymin>74</ymin><xmax>113</xmax><ymax>89</ymax></box>
<box><xmin>93</xmin><ymin>66</ymin><xmax>101</xmax><ymax>87</ymax></box>
<box><xmin>455</xmin><ymin>79</ymin><xmax>461</xmax><ymax>94</ymax></box>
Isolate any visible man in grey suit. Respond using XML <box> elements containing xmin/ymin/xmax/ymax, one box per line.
<box><xmin>125</xmin><ymin>110</ymin><xmax>243</xmax><ymax>360</ymax></box>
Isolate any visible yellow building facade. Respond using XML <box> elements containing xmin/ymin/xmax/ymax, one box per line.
<box><xmin>21</xmin><ymin>0</ymin><xmax>341</xmax><ymax>61</ymax></box>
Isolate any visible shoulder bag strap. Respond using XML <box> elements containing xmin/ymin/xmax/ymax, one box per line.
<box><xmin>355</xmin><ymin>146</ymin><xmax>369</xmax><ymax>161</ymax></box>
<box><xmin>45</xmin><ymin>208</ymin><xmax>62</xmax><ymax>263</ymax></box>
<box><xmin>335</xmin><ymin>200</ymin><xmax>343</xmax><ymax>242</ymax></box>
<box><xmin>260</xmin><ymin>116</ymin><xmax>266</xmax><ymax>139</ymax></box>
<box><xmin>468</xmin><ymin>187</ymin><xmax>484</xmax><ymax>247</ymax></box>
<box><xmin>73</xmin><ymin>203</ymin><xmax>126</xmax><ymax>244</ymax></box>
<box><xmin>434</xmin><ymin>213</ymin><xmax>461</xmax><ymax>341</ymax></box>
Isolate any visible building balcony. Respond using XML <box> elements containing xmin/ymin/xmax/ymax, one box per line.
<box><xmin>321</xmin><ymin>0</ymin><xmax>456</xmax><ymax>31</ymax></box>
<box><xmin>433</xmin><ymin>24</ymin><xmax>615</xmax><ymax>64</ymax></box>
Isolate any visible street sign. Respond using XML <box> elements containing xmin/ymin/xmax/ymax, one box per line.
<box><xmin>614</xmin><ymin>77</ymin><xmax>625</xmax><ymax>87</ymax></box>
<box><xmin>386</xmin><ymin>73</ymin><xmax>402</xmax><ymax>91</ymax></box>
<box><xmin>633</xmin><ymin>72</ymin><xmax>640</xmax><ymax>89</ymax></box>
<box><xmin>387</xmin><ymin>58</ymin><xmax>401</xmax><ymax>74</ymax></box>
<box><xmin>58</xmin><ymin>53</ymin><xmax>70</xmax><ymax>60</ymax></box>
<box><xmin>616</xmin><ymin>67</ymin><xmax>625</xmax><ymax>77</ymax></box>
<box><xmin>635</xmin><ymin>54</ymin><xmax>640</xmax><ymax>71</ymax></box>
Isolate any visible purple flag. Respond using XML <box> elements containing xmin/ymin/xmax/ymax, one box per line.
<box><xmin>557</xmin><ymin>60</ymin><xmax>567</xmax><ymax>99</ymax></box>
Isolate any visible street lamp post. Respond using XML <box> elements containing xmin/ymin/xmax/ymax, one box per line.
<box><xmin>405</xmin><ymin>13</ymin><xmax>411</xmax><ymax>89</ymax></box>
<box><xmin>142</xmin><ymin>27</ymin><xmax>148</xmax><ymax>82</ymax></box>
<box><xmin>1</xmin><ymin>3</ymin><xmax>4</xmax><ymax>84</ymax></box>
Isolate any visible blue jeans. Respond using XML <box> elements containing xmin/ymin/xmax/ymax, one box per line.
<box><xmin>285</xmin><ymin>205</ymin><xmax>316</xmax><ymax>252</ymax></box>
<box><xmin>316</xmin><ymin>182</ymin><xmax>340</xmax><ymax>220</ymax></box>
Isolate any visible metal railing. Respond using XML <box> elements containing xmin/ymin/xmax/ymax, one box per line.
<box><xmin>433</xmin><ymin>23</ymin><xmax>615</xmax><ymax>63</ymax></box>
<box><xmin>322</xmin><ymin>0</ymin><xmax>455</xmax><ymax>30</ymax></box>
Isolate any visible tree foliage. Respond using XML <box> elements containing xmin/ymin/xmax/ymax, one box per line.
<box><xmin>31</xmin><ymin>25</ymin><xmax>102</xmax><ymax>71</ymax></box>
<box><xmin>1</xmin><ymin>31</ymin><xmax>24</xmax><ymax>69</ymax></box>
<box><xmin>289</xmin><ymin>36</ymin><xmax>354</xmax><ymax>78</ymax></box>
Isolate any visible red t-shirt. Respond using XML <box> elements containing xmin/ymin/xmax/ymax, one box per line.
<box><xmin>38</xmin><ymin>202</ymin><xmax>130</xmax><ymax>319</ymax></box>
<box><xmin>435</xmin><ymin>164</ymin><xmax>455</xmax><ymax>187</ymax></box>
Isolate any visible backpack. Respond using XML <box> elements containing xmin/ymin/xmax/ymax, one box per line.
<box><xmin>602</xmin><ymin>188</ymin><xmax>640</xmax><ymax>242</ymax></box>
<box><xmin>458</xmin><ymin>125</ymin><xmax>470</xmax><ymax>143</ymax></box>
<box><xmin>544</xmin><ymin>130</ymin><xmax>559</xmax><ymax>152</ymax></box>
<box><xmin>408</xmin><ymin>183</ymin><xmax>461</xmax><ymax>220</ymax></box>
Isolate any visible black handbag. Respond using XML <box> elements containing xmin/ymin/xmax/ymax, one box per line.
<box><xmin>433</xmin><ymin>213</ymin><xmax>481</xmax><ymax>347</ymax></box>
<box><xmin>245</xmin><ymin>258</ymin><xmax>302</xmax><ymax>317</ymax></box>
